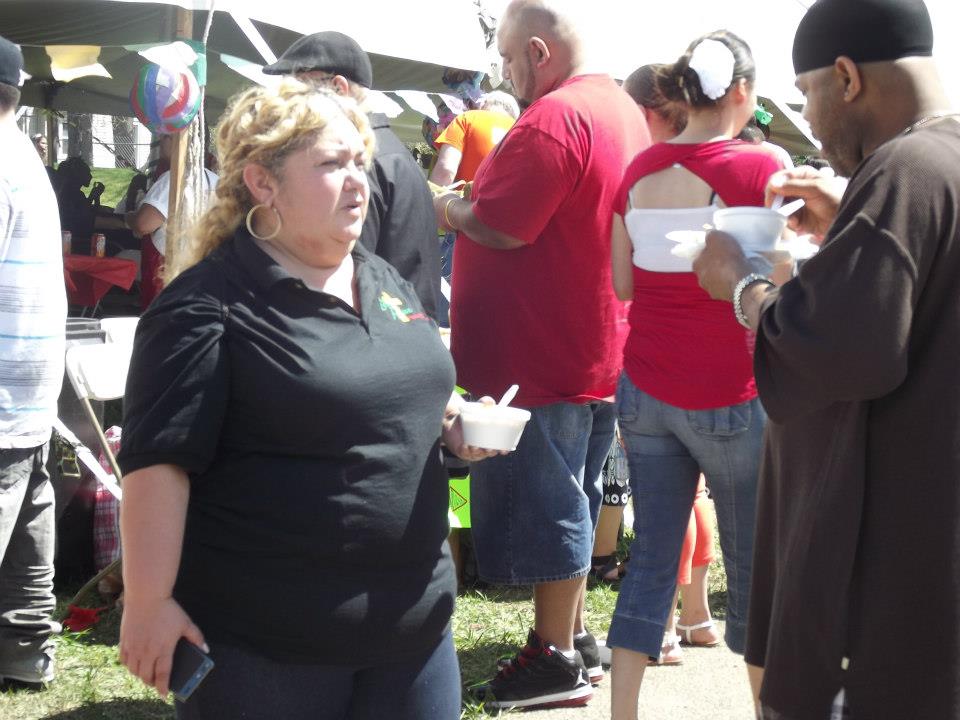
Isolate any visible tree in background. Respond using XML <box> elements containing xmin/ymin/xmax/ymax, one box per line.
<box><xmin>112</xmin><ymin>116</ymin><xmax>137</xmax><ymax>169</ymax></box>
<box><xmin>66</xmin><ymin>112</ymin><xmax>93</xmax><ymax>164</ymax></box>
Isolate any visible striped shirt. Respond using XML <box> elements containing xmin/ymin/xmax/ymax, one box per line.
<box><xmin>0</xmin><ymin>120</ymin><xmax>66</xmax><ymax>448</ymax></box>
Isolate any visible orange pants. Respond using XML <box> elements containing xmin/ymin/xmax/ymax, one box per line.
<box><xmin>677</xmin><ymin>475</ymin><xmax>715</xmax><ymax>585</ymax></box>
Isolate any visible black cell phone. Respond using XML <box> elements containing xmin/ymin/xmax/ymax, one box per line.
<box><xmin>169</xmin><ymin>638</ymin><xmax>215</xmax><ymax>702</ymax></box>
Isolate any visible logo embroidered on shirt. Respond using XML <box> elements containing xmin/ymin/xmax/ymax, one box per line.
<box><xmin>378</xmin><ymin>291</ymin><xmax>426</xmax><ymax>322</ymax></box>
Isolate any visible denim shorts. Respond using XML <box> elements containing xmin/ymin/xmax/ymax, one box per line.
<box><xmin>607</xmin><ymin>373</ymin><xmax>764</xmax><ymax>657</ymax></box>
<box><xmin>469</xmin><ymin>401</ymin><xmax>616</xmax><ymax>584</ymax></box>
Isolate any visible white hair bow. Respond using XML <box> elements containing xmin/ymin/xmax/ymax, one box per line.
<box><xmin>688</xmin><ymin>39</ymin><xmax>735</xmax><ymax>100</ymax></box>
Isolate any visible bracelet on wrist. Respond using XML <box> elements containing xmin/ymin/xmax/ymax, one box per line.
<box><xmin>732</xmin><ymin>272</ymin><xmax>774</xmax><ymax>329</ymax></box>
<box><xmin>443</xmin><ymin>198</ymin><xmax>456</xmax><ymax>230</ymax></box>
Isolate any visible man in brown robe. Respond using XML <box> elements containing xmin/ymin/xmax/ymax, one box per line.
<box><xmin>693</xmin><ymin>1</ymin><xmax>960</xmax><ymax>718</ymax></box>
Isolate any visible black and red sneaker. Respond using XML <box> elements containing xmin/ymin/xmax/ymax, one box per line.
<box><xmin>471</xmin><ymin>629</ymin><xmax>593</xmax><ymax>710</ymax></box>
<box><xmin>496</xmin><ymin>630</ymin><xmax>604</xmax><ymax>684</ymax></box>
<box><xmin>574</xmin><ymin>631</ymin><xmax>604</xmax><ymax>684</ymax></box>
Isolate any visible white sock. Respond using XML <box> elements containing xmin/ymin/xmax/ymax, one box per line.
<box><xmin>560</xmin><ymin>649</ymin><xmax>576</xmax><ymax>659</ymax></box>
<box><xmin>573</xmin><ymin>631</ymin><xmax>589</xmax><ymax>640</ymax></box>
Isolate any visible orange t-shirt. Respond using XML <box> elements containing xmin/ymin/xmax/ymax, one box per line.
<box><xmin>434</xmin><ymin>109</ymin><xmax>515</xmax><ymax>182</ymax></box>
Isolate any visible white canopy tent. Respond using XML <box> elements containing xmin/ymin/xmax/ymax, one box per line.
<box><xmin>8</xmin><ymin>0</ymin><xmax>960</xmax><ymax>160</ymax></box>
<box><xmin>102</xmin><ymin>0</ymin><xmax>494</xmax><ymax>75</ymax></box>
<box><xmin>481</xmin><ymin>0</ymin><xmax>960</xmax><ymax>156</ymax></box>
<box><xmin>1</xmin><ymin>0</ymin><xmax>496</xmax><ymax>272</ymax></box>
<box><xmin>1</xmin><ymin>0</ymin><xmax>493</xmax><ymax>136</ymax></box>
<box><xmin>482</xmin><ymin>0</ymin><xmax>960</xmax><ymax>102</ymax></box>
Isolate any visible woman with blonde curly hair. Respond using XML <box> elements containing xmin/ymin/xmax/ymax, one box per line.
<box><xmin>116</xmin><ymin>80</ymin><xmax>497</xmax><ymax>719</ymax></box>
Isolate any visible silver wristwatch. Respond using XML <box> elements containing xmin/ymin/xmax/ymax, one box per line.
<box><xmin>732</xmin><ymin>273</ymin><xmax>774</xmax><ymax>329</ymax></box>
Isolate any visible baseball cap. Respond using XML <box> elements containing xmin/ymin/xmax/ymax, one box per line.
<box><xmin>262</xmin><ymin>31</ymin><xmax>373</xmax><ymax>88</ymax></box>
<box><xmin>0</xmin><ymin>35</ymin><xmax>24</xmax><ymax>88</ymax></box>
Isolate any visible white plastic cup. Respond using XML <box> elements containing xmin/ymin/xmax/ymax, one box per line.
<box><xmin>459</xmin><ymin>402</ymin><xmax>531</xmax><ymax>452</ymax></box>
<box><xmin>713</xmin><ymin>207</ymin><xmax>787</xmax><ymax>252</ymax></box>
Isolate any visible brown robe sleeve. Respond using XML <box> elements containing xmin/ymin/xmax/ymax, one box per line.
<box><xmin>754</xmin><ymin>209</ymin><xmax>919</xmax><ymax>423</ymax></box>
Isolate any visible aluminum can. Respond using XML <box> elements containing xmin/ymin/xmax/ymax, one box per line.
<box><xmin>61</xmin><ymin>230</ymin><xmax>72</xmax><ymax>255</ymax></box>
<box><xmin>93</xmin><ymin>233</ymin><xmax>106</xmax><ymax>258</ymax></box>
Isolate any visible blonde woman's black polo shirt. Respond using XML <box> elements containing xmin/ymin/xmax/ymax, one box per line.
<box><xmin>118</xmin><ymin>230</ymin><xmax>456</xmax><ymax>664</ymax></box>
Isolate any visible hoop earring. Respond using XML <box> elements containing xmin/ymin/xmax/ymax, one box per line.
<box><xmin>245</xmin><ymin>203</ymin><xmax>282</xmax><ymax>241</ymax></box>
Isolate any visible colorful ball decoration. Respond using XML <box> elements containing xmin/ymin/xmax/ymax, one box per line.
<box><xmin>129</xmin><ymin>63</ymin><xmax>201</xmax><ymax>134</ymax></box>
<box><xmin>420</xmin><ymin>101</ymin><xmax>458</xmax><ymax>150</ymax></box>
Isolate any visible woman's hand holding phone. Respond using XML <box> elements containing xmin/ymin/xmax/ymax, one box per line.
<box><xmin>119</xmin><ymin>595</ymin><xmax>208</xmax><ymax>698</ymax></box>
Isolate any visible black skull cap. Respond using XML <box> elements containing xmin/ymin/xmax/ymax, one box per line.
<box><xmin>793</xmin><ymin>0</ymin><xmax>933</xmax><ymax>74</ymax></box>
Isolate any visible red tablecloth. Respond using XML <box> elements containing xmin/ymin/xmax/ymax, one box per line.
<box><xmin>63</xmin><ymin>255</ymin><xmax>138</xmax><ymax>308</ymax></box>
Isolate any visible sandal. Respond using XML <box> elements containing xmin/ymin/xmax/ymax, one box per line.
<box><xmin>648</xmin><ymin>632</ymin><xmax>683</xmax><ymax>666</ymax></box>
<box><xmin>676</xmin><ymin>619</ymin><xmax>721</xmax><ymax>647</ymax></box>
<box><xmin>590</xmin><ymin>554</ymin><xmax>625</xmax><ymax>582</ymax></box>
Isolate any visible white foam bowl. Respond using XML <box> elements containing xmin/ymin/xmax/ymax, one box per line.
<box><xmin>713</xmin><ymin>207</ymin><xmax>787</xmax><ymax>252</ymax></box>
<box><xmin>459</xmin><ymin>402</ymin><xmax>532</xmax><ymax>451</ymax></box>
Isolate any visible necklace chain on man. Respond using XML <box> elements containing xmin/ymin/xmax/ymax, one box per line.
<box><xmin>901</xmin><ymin>112</ymin><xmax>960</xmax><ymax>136</ymax></box>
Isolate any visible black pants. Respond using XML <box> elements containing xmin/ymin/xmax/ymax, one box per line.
<box><xmin>176</xmin><ymin>629</ymin><xmax>460</xmax><ymax>720</ymax></box>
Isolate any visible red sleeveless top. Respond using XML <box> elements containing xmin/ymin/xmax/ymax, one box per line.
<box><xmin>613</xmin><ymin>140</ymin><xmax>783</xmax><ymax>410</ymax></box>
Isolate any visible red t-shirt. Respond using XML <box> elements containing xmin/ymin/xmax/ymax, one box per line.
<box><xmin>451</xmin><ymin>75</ymin><xmax>649</xmax><ymax>407</ymax></box>
<box><xmin>614</xmin><ymin>140</ymin><xmax>784</xmax><ymax>410</ymax></box>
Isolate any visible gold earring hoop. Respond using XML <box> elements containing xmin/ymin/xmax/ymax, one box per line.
<box><xmin>245</xmin><ymin>203</ymin><xmax>282</xmax><ymax>241</ymax></box>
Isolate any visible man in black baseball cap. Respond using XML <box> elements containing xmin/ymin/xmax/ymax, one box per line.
<box><xmin>0</xmin><ymin>34</ymin><xmax>25</xmax><ymax>90</ymax></box>
<box><xmin>0</xmin><ymin>33</ymin><xmax>66</xmax><ymax>688</ymax></box>
<box><xmin>693</xmin><ymin>2</ymin><xmax>960</xmax><ymax>718</ymax></box>
<box><xmin>263</xmin><ymin>30</ymin><xmax>373</xmax><ymax>88</ymax></box>
<box><xmin>265</xmin><ymin>32</ymin><xmax>440</xmax><ymax>320</ymax></box>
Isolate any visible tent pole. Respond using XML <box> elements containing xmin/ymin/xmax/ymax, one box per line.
<box><xmin>45</xmin><ymin>113</ymin><xmax>58</xmax><ymax>166</ymax></box>
<box><xmin>42</xmin><ymin>83</ymin><xmax>59</xmax><ymax>166</ymax></box>
<box><xmin>165</xmin><ymin>7</ymin><xmax>194</xmax><ymax>282</ymax></box>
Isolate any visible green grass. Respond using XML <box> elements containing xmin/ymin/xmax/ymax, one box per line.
<box><xmin>0</xmin><ymin>597</ymin><xmax>170</xmax><ymax>719</ymax></box>
<box><xmin>0</xmin><ymin>528</ymin><xmax>728</xmax><ymax>719</ymax></box>
<box><xmin>89</xmin><ymin>168</ymin><xmax>138</xmax><ymax>210</ymax></box>
<box><xmin>454</xmin><ymin>523</ymin><xmax>727</xmax><ymax>720</ymax></box>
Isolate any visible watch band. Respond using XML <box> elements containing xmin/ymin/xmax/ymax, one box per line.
<box><xmin>733</xmin><ymin>273</ymin><xmax>774</xmax><ymax>329</ymax></box>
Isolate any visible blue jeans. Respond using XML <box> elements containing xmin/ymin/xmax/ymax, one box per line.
<box><xmin>177</xmin><ymin>629</ymin><xmax>460</xmax><ymax>720</ymax></box>
<box><xmin>470</xmin><ymin>401</ymin><xmax>616</xmax><ymax>584</ymax></box>
<box><xmin>0</xmin><ymin>443</ymin><xmax>58</xmax><ymax>668</ymax></box>
<box><xmin>607</xmin><ymin>374</ymin><xmax>764</xmax><ymax>657</ymax></box>
<box><xmin>437</xmin><ymin>232</ymin><xmax>455</xmax><ymax>329</ymax></box>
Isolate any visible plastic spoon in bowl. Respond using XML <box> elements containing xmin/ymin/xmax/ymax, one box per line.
<box><xmin>498</xmin><ymin>384</ymin><xmax>520</xmax><ymax>407</ymax></box>
<box><xmin>776</xmin><ymin>198</ymin><xmax>805</xmax><ymax>217</ymax></box>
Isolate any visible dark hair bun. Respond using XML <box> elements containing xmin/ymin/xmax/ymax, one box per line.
<box><xmin>657</xmin><ymin>60</ymin><xmax>703</xmax><ymax>106</ymax></box>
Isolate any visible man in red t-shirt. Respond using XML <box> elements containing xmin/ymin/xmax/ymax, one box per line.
<box><xmin>436</xmin><ymin>0</ymin><xmax>649</xmax><ymax>709</ymax></box>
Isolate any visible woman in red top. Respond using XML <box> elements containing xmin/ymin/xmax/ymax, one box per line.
<box><xmin>606</xmin><ymin>31</ymin><xmax>784</xmax><ymax>720</ymax></box>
